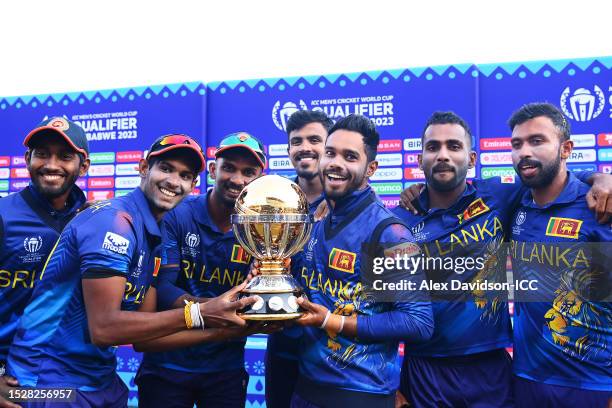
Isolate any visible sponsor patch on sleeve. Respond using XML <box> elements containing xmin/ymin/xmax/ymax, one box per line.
<box><xmin>102</xmin><ymin>232</ymin><xmax>130</xmax><ymax>255</ymax></box>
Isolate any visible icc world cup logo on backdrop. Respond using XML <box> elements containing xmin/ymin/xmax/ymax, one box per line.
<box><xmin>24</xmin><ymin>236</ymin><xmax>43</xmax><ymax>253</ymax></box>
<box><xmin>560</xmin><ymin>86</ymin><xmax>605</xmax><ymax>122</ymax></box>
<box><xmin>272</xmin><ymin>100</ymin><xmax>308</xmax><ymax>131</ymax></box>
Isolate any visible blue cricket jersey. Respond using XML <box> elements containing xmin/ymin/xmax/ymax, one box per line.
<box><xmin>297</xmin><ymin>186</ymin><xmax>433</xmax><ymax>395</ymax></box>
<box><xmin>391</xmin><ymin>177</ymin><xmax>518</xmax><ymax>357</ymax></box>
<box><xmin>510</xmin><ymin>172</ymin><xmax>612</xmax><ymax>391</ymax></box>
<box><xmin>0</xmin><ymin>183</ymin><xmax>85</xmax><ymax>362</ymax></box>
<box><xmin>142</xmin><ymin>191</ymin><xmax>252</xmax><ymax>373</ymax></box>
<box><xmin>7</xmin><ymin>188</ymin><xmax>162</xmax><ymax>390</ymax></box>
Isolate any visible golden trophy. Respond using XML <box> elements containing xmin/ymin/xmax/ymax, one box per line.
<box><xmin>231</xmin><ymin>175</ymin><xmax>313</xmax><ymax>320</ymax></box>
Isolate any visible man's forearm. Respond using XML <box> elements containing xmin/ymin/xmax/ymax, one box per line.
<box><xmin>133</xmin><ymin>328</ymin><xmax>229</xmax><ymax>352</ymax></box>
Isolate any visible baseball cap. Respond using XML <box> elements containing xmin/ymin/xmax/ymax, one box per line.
<box><xmin>146</xmin><ymin>134</ymin><xmax>205</xmax><ymax>173</ymax></box>
<box><xmin>215</xmin><ymin>132</ymin><xmax>266</xmax><ymax>168</ymax></box>
<box><xmin>23</xmin><ymin>116</ymin><xmax>89</xmax><ymax>158</ymax></box>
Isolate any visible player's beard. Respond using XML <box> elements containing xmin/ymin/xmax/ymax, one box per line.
<box><xmin>515</xmin><ymin>153</ymin><xmax>561</xmax><ymax>188</ymax></box>
<box><xmin>30</xmin><ymin>169</ymin><xmax>79</xmax><ymax>199</ymax></box>
<box><xmin>427</xmin><ymin>162</ymin><xmax>467</xmax><ymax>192</ymax></box>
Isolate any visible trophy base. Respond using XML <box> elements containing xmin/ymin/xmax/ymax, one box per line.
<box><xmin>238</xmin><ymin>291</ymin><xmax>304</xmax><ymax>320</ymax></box>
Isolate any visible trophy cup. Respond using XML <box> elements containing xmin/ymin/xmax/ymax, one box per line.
<box><xmin>231</xmin><ymin>175</ymin><xmax>313</xmax><ymax>320</ymax></box>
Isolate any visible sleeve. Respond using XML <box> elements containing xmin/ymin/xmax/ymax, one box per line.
<box><xmin>574</xmin><ymin>170</ymin><xmax>595</xmax><ymax>184</ymax></box>
<box><xmin>474</xmin><ymin>177</ymin><xmax>527</xmax><ymax>216</ymax></box>
<box><xmin>156</xmin><ymin>210</ymin><xmax>189</xmax><ymax>310</ymax></box>
<box><xmin>357</xmin><ymin>223</ymin><xmax>434</xmax><ymax>342</ymax></box>
<box><xmin>79</xmin><ymin>210</ymin><xmax>137</xmax><ymax>279</ymax></box>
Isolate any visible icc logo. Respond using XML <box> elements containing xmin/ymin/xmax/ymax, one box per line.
<box><xmin>560</xmin><ymin>86</ymin><xmax>605</xmax><ymax>122</ymax></box>
<box><xmin>411</xmin><ymin>222</ymin><xmax>424</xmax><ymax>234</ymax></box>
<box><xmin>24</xmin><ymin>236</ymin><xmax>43</xmax><ymax>253</ymax></box>
<box><xmin>185</xmin><ymin>232</ymin><xmax>200</xmax><ymax>248</ymax></box>
<box><xmin>515</xmin><ymin>211</ymin><xmax>526</xmax><ymax>226</ymax></box>
<box><xmin>272</xmin><ymin>100</ymin><xmax>308</xmax><ymax>131</ymax></box>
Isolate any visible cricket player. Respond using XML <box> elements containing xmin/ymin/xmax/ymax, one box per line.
<box><xmin>508</xmin><ymin>103</ymin><xmax>611</xmax><ymax>407</ymax></box>
<box><xmin>266</xmin><ymin>110</ymin><xmax>333</xmax><ymax>408</ymax></box>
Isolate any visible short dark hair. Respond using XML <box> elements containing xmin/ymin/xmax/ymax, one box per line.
<box><xmin>286</xmin><ymin>110</ymin><xmax>334</xmax><ymax>135</ymax></box>
<box><xmin>422</xmin><ymin>111</ymin><xmax>472</xmax><ymax>147</ymax></box>
<box><xmin>328</xmin><ymin>114</ymin><xmax>379</xmax><ymax>162</ymax></box>
<box><xmin>508</xmin><ymin>102</ymin><xmax>571</xmax><ymax>142</ymax></box>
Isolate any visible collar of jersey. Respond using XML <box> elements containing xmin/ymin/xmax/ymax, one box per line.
<box><xmin>520</xmin><ymin>171</ymin><xmax>581</xmax><ymax>209</ymax></box>
<box><xmin>130</xmin><ymin>187</ymin><xmax>162</xmax><ymax>237</ymax></box>
<box><xmin>419</xmin><ymin>182</ymin><xmax>476</xmax><ymax>214</ymax></box>
<box><xmin>325</xmin><ymin>185</ymin><xmax>373</xmax><ymax>218</ymax></box>
<box><xmin>28</xmin><ymin>182</ymin><xmax>86</xmax><ymax>216</ymax></box>
<box><xmin>191</xmin><ymin>189</ymin><xmax>233</xmax><ymax>236</ymax></box>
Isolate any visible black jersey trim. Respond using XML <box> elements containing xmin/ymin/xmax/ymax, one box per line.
<box><xmin>82</xmin><ymin>267</ymin><xmax>126</xmax><ymax>279</ymax></box>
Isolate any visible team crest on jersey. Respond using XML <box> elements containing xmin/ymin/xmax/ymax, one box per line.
<box><xmin>457</xmin><ymin>198</ymin><xmax>490</xmax><ymax>224</ymax></box>
<box><xmin>152</xmin><ymin>257</ymin><xmax>161</xmax><ymax>277</ymax></box>
<box><xmin>329</xmin><ymin>248</ymin><xmax>356</xmax><ymax>274</ymax></box>
<box><xmin>185</xmin><ymin>232</ymin><xmax>200</xmax><ymax>248</ymax></box>
<box><xmin>231</xmin><ymin>244</ymin><xmax>251</xmax><ymax>264</ymax></box>
<box><xmin>545</xmin><ymin>217</ymin><xmax>582</xmax><ymax>239</ymax></box>
<box><xmin>102</xmin><ymin>232</ymin><xmax>130</xmax><ymax>254</ymax></box>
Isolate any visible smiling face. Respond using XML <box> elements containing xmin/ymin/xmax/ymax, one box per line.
<box><xmin>319</xmin><ymin>129</ymin><xmax>377</xmax><ymax>201</ymax></box>
<box><xmin>140</xmin><ymin>155</ymin><xmax>197</xmax><ymax>219</ymax></box>
<box><xmin>288</xmin><ymin>122</ymin><xmax>327</xmax><ymax>180</ymax></box>
<box><xmin>419</xmin><ymin>123</ymin><xmax>475</xmax><ymax>192</ymax></box>
<box><xmin>209</xmin><ymin>149</ymin><xmax>263</xmax><ymax>208</ymax></box>
<box><xmin>25</xmin><ymin>131</ymin><xmax>89</xmax><ymax>199</ymax></box>
<box><xmin>510</xmin><ymin>116</ymin><xmax>572</xmax><ymax>188</ymax></box>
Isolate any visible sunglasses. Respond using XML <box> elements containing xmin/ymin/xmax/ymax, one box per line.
<box><xmin>158</xmin><ymin>135</ymin><xmax>202</xmax><ymax>152</ymax></box>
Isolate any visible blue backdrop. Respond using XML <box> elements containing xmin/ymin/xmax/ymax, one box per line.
<box><xmin>0</xmin><ymin>57</ymin><xmax>610</xmax><ymax>407</ymax></box>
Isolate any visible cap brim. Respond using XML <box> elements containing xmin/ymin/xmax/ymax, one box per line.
<box><xmin>23</xmin><ymin>126</ymin><xmax>88</xmax><ymax>158</ymax></box>
<box><xmin>147</xmin><ymin>144</ymin><xmax>206</xmax><ymax>173</ymax></box>
<box><xmin>215</xmin><ymin>145</ymin><xmax>266</xmax><ymax>168</ymax></box>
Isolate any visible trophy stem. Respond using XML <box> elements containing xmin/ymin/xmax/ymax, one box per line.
<box><xmin>260</xmin><ymin>260</ymin><xmax>286</xmax><ymax>275</ymax></box>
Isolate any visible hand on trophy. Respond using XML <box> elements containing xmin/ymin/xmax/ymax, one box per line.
<box><xmin>246</xmin><ymin>259</ymin><xmax>291</xmax><ymax>281</ymax></box>
<box><xmin>198</xmin><ymin>282</ymin><xmax>257</xmax><ymax>328</ymax></box>
<box><xmin>295</xmin><ymin>296</ymin><xmax>331</xmax><ymax>327</ymax></box>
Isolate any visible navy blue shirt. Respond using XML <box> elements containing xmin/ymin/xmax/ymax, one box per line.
<box><xmin>0</xmin><ymin>184</ymin><xmax>85</xmax><ymax>362</ymax></box>
<box><xmin>143</xmin><ymin>191</ymin><xmax>252</xmax><ymax>373</ymax></box>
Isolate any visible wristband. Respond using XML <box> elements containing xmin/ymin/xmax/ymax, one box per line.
<box><xmin>184</xmin><ymin>301</ymin><xmax>194</xmax><ymax>329</ymax></box>
<box><xmin>319</xmin><ymin>310</ymin><xmax>331</xmax><ymax>329</ymax></box>
<box><xmin>338</xmin><ymin>316</ymin><xmax>346</xmax><ymax>334</ymax></box>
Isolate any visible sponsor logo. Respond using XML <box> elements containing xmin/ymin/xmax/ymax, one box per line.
<box><xmin>568</xmin><ymin>164</ymin><xmax>597</xmax><ymax>173</ymax></box>
<box><xmin>88</xmin><ymin>177</ymin><xmax>114</xmax><ymax>189</ymax></box>
<box><xmin>231</xmin><ymin>244</ymin><xmax>251</xmax><ymax>264</ymax></box>
<box><xmin>11</xmin><ymin>168</ymin><xmax>29</xmax><ymax>178</ymax></box>
<box><xmin>269</xmin><ymin>157</ymin><xmax>293</xmax><ymax>170</ymax></box>
<box><xmin>10</xmin><ymin>180</ymin><xmax>29</xmax><ymax>191</ymax></box>
<box><xmin>185</xmin><ymin>232</ymin><xmax>200</xmax><ymax>248</ymax></box>
<box><xmin>467</xmin><ymin>167</ymin><xmax>476</xmax><ymax>178</ymax></box>
<box><xmin>404</xmin><ymin>167</ymin><xmax>425</xmax><ymax>180</ymax></box>
<box><xmin>404</xmin><ymin>153</ymin><xmax>419</xmax><ymax>165</ymax></box>
<box><xmin>115</xmin><ymin>176</ymin><xmax>141</xmax><ymax>189</ymax></box>
<box><xmin>570</xmin><ymin>134</ymin><xmax>596</xmax><ymax>147</ymax></box>
<box><xmin>115</xmin><ymin>163</ymin><xmax>139</xmax><ymax>176</ymax></box>
<box><xmin>0</xmin><ymin>168</ymin><xmax>9</xmax><ymax>179</ymax></box>
<box><xmin>269</xmin><ymin>144</ymin><xmax>289</xmax><ymax>156</ymax></box>
<box><xmin>0</xmin><ymin>157</ymin><xmax>9</xmax><ymax>167</ymax></box>
<box><xmin>89</xmin><ymin>152</ymin><xmax>116</xmax><ymax>164</ymax></box>
<box><xmin>403</xmin><ymin>138</ymin><xmax>421</xmax><ymax>151</ymax></box>
<box><xmin>598</xmin><ymin>133</ymin><xmax>612</xmax><ymax>147</ymax></box>
<box><xmin>560</xmin><ymin>85</ymin><xmax>605</xmax><ymax>122</ymax></box>
<box><xmin>206</xmin><ymin>147</ymin><xmax>217</xmax><ymax>158</ymax></box>
<box><xmin>375</xmin><ymin>153</ymin><xmax>402</xmax><ymax>166</ymax></box>
<box><xmin>480</xmin><ymin>138</ymin><xmax>512</xmax><ymax>151</ymax></box>
<box><xmin>371</xmin><ymin>182</ymin><xmax>403</xmax><ymax>195</ymax></box>
<box><xmin>102</xmin><ymin>232</ymin><xmax>130</xmax><ymax>254</ymax></box>
<box><xmin>49</xmin><ymin>117</ymin><xmax>69</xmax><ymax>131</ymax></box>
<box><xmin>0</xmin><ymin>180</ymin><xmax>8</xmax><ymax>191</ymax></box>
<box><xmin>328</xmin><ymin>248</ymin><xmax>356</xmax><ymax>273</ymax></box>
<box><xmin>75</xmin><ymin>179</ymin><xmax>87</xmax><ymax>189</ymax></box>
<box><xmin>480</xmin><ymin>166</ymin><xmax>515</xmax><ymax>179</ymax></box>
<box><xmin>501</xmin><ymin>175</ymin><xmax>516</xmax><ymax>183</ymax></box>
<box><xmin>116</xmin><ymin>151</ymin><xmax>143</xmax><ymax>162</ymax></box>
<box><xmin>24</xmin><ymin>236</ymin><xmax>43</xmax><ymax>253</ymax></box>
<box><xmin>87</xmin><ymin>190</ymin><xmax>114</xmax><ymax>200</ymax></box>
<box><xmin>272</xmin><ymin>100</ymin><xmax>308</xmax><ymax>131</ymax></box>
<box><xmin>568</xmin><ymin>149</ymin><xmax>596</xmax><ymax>162</ymax></box>
<box><xmin>457</xmin><ymin>198</ymin><xmax>490</xmax><ymax>224</ymax></box>
<box><xmin>115</xmin><ymin>190</ymin><xmax>131</xmax><ymax>197</ymax></box>
<box><xmin>12</xmin><ymin>156</ymin><xmax>26</xmax><ymax>166</ymax></box>
<box><xmin>371</xmin><ymin>167</ymin><xmax>402</xmax><ymax>181</ymax></box>
<box><xmin>384</xmin><ymin>242</ymin><xmax>420</xmax><ymax>259</ymax></box>
<box><xmin>88</xmin><ymin>164</ymin><xmax>115</xmax><ymax>176</ymax></box>
<box><xmin>545</xmin><ymin>217</ymin><xmax>582</xmax><ymax>239</ymax></box>
<box><xmin>380</xmin><ymin>196</ymin><xmax>400</xmax><ymax>208</ymax></box>
<box><xmin>377</xmin><ymin>139</ymin><xmax>402</xmax><ymax>152</ymax></box>
<box><xmin>598</xmin><ymin>148</ymin><xmax>612</xmax><ymax>162</ymax></box>
<box><xmin>599</xmin><ymin>164</ymin><xmax>612</xmax><ymax>174</ymax></box>
<box><xmin>480</xmin><ymin>152</ymin><xmax>512</xmax><ymax>165</ymax></box>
